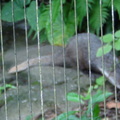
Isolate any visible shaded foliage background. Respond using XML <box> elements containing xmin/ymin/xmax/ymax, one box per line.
<box><xmin>1</xmin><ymin>0</ymin><xmax>120</xmax><ymax>46</ymax></box>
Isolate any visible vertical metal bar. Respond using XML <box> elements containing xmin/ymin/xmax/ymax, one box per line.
<box><xmin>60</xmin><ymin>0</ymin><xmax>68</xmax><ymax>119</ymax></box>
<box><xmin>111</xmin><ymin>0</ymin><xmax>118</xmax><ymax>119</ymax></box>
<box><xmin>73</xmin><ymin>0</ymin><xmax>81</xmax><ymax>119</ymax></box>
<box><xmin>99</xmin><ymin>0</ymin><xmax>106</xmax><ymax>119</ymax></box>
<box><xmin>86</xmin><ymin>0</ymin><xmax>93</xmax><ymax>119</ymax></box>
<box><xmin>35</xmin><ymin>0</ymin><xmax>44</xmax><ymax>119</ymax></box>
<box><xmin>0</xmin><ymin>3</ymin><xmax>8</xmax><ymax>120</ymax></box>
<box><xmin>49</xmin><ymin>0</ymin><xmax>57</xmax><ymax>118</ymax></box>
<box><xmin>23</xmin><ymin>0</ymin><xmax>33</xmax><ymax>117</ymax></box>
<box><xmin>11</xmin><ymin>0</ymin><xmax>21</xmax><ymax>119</ymax></box>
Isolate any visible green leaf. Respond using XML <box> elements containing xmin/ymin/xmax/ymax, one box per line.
<box><xmin>92</xmin><ymin>90</ymin><xmax>112</xmax><ymax>104</ymax></box>
<box><xmin>81</xmin><ymin>86</ymin><xmax>94</xmax><ymax>101</ymax></box>
<box><xmin>65</xmin><ymin>115</ymin><xmax>79</xmax><ymax>120</ymax></box>
<box><xmin>93</xmin><ymin>85</ymin><xmax>99</xmax><ymax>89</ymax></box>
<box><xmin>38</xmin><ymin>6</ymin><xmax>49</xmax><ymax>31</ymax></box>
<box><xmin>96</xmin><ymin>44</ymin><xmax>112</xmax><ymax>57</ymax></box>
<box><xmin>5</xmin><ymin>84</ymin><xmax>16</xmax><ymax>89</ymax></box>
<box><xmin>67</xmin><ymin>92</ymin><xmax>84</xmax><ymax>103</ymax></box>
<box><xmin>90</xmin><ymin>1</ymin><xmax>109</xmax><ymax>34</ymax></box>
<box><xmin>115</xmin><ymin>30</ymin><xmax>120</xmax><ymax>37</ymax></box>
<box><xmin>115</xmin><ymin>39</ymin><xmax>120</xmax><ymax>50</ymax></box>
<box><xmin>93</xmin><ymin>104</ymin><xmax>101</xmax><ymax>120</ymax></box>
<box><xmin>26</xmin><ymin>1</ymin><xmax>37</xmax><ymax>31</ymax></box>
<box><xmin>25</xmin><ymin>115</ymin><xmax>33</xmax><ymax>120</ymax></box>
<box><xmin>102</xmin><ymin>0</ymin><xmax>111</xmax><ymax>6</ymax></box>
<box><xmin>65</xmin><ymin>11</ymin><xmax>75</xmax><ymax>37</ymax></box>
<box><xmin>46</xmin><ymin>15</ymin><xmax>74</xmax><ymax>45</ymax></box>
<box><xmin>62</xmin><ymin>0</ymin><xmax>66</xmax><ymax>4</ymax></box>
<box><xmin>27</xmin><ymin>2</ymin><xmax>48</xmax><ymax>32</ymax></box>
<box><xmin>81</xmin><ymin>115</ymin><xmax>89</xmax><ymax>120</ymax></box>
<box><xmin>83</xmin><ymin>94</ymin><xmax>91</xmax><ymax>101</ymax></box>
<box><xmin>55</xmin><ymin>111</ymin><xmax>77</xmax><ymax>120</ymax></box>
<box><xmin>114</xmin><ymin>0</ymin><xmax>120</xmax><ymax>18</ymax></box>
<box><xmin>52</xmin><ymin>0</ymin><xmax>61</xmax><ymax>22</ymax></box>
<box><xmin>0</xmin><ymin>84</ymin><xmax>16</xmax><ymax>91</ymax></box>
<box><xmin>15</xmin><ymin>0</ymin><xmax>31</xmax><ymax>8</ymax></box>
<box><xmin>2</xmin><ymin>1</ymin><xmax>24</xmax><ymax>22</ymax></box>
<box><xmin>40</xmin><ymin>29</ymin><xmax>48</xmax><ymax>43</ymax></box>
<box><xmin>87</xmin><ymin>90</ymin><xmax>112</xmax><ymax>115</ymax></box>
<box><xmin>100</xmin><ymin>34</ymin><xmax>113</xmax><ymax>43</ymax></box>
<box><xmin>96</xmin><ymin>76</ymin><xmax>105</xmax><ymax>86</ymax></box>
<box><xmin>76</xmin><ymin>0</ymin><xmax>87</xmax><ymax>28</ymax></box>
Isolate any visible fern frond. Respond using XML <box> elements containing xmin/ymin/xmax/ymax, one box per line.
<box><xmin>89</xmin><ymin>1</ymin><xmax>109</xmax><ymax>34</ymax></box>
<box><xmin>76</xmin><ymin>0</ymin><xmax>87</xmax><ymax>29</ymax></box>
<box><xmin>114</xmin><ymin>0</ymin><xmax>120</xmax><ymax>18</ymax></box>
<box><xmin>76</xmin><ymin>0</ymin><xmax>99</xmax><ymax>30</ymax></box>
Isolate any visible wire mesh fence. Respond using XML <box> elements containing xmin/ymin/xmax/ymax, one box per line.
<box><xmin>0</xmin><ymin>0</ymin><xmax>120</xmax><ymax>120</ymax></box>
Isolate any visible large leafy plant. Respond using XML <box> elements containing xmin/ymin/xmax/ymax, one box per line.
<box><xmin>25</xmin><ymin>76</ymin><xmax>112</xmax><ymax>120</ymax></box>
<box><xmin>96</xmin><ymin>30</ymin><xmax>120</xmax><ymax>57</ymax></box>
<box><xmin>54</xmin><ymin>76</ymin><xmax>112</xmax><ymax>120</ymax></box>
<box><xmin>1</xmin><ymin>0</ymin><xmax>120</xmax><ymax>45</ymax></box>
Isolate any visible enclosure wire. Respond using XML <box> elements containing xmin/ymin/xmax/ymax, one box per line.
<box><xmin>11</xmin><ymin>0</ymin><xmax>21</xmax><ymax>119</ymax></box>
<box><xmin>111</xmin><ymin>0</ymin><xmax>118</xmax><ymax>119</ymax></box>
<box><xmin>23</xmin><ymin>0</ymin><xmax>33</xmax><ymax>117</ymax></box>
<box><xmin>0</xmin><ymin>4</ymin><xmax>8</xmax><ymax>120</ymax></box>
<box><xmin>86</xmin><ymin>0</ymin><xmax>93</xmax><ymax>119</ymax></box>
<box><xmin>49</xmin><ymin>0</ymin><xmax>58</xmax><ymax>119</ymax></box>
<box><xmin>73</xmin><ymin>0</ymin><xmax>82</xmax><ymax>119</ymax></box>
<box><xmin>35</xmin><ymin>1</ymin><xmax>44</xmax><ymax>119</ymax></box>
<box><xmin>99</xmin><ymin>0</ymin><xmax>107</xmax><ymax>119</ymax></box>
<box><xmin>60</xmin><ymin>0</ymin><xmax>68</xmax><ymax>118</ymax></box>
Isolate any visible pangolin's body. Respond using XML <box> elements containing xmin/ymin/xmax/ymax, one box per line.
<box><xmin>9</xmin><ymin>33</ymin><xmax>120</xmax><ymax>89</ymax></box>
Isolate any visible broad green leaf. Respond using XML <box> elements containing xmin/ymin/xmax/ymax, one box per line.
<box><xmin>27</xmin><ymin>2</ymin><xmax>47</xmax><ymax>31</ymax></box>
<box><xmin>96</xmin><ymin>76</ymin><xmax>105</xmax><ymax>86</ymax></box>
<box><xmin>52</xmin><ymin>0</ymin><xmax>61</xmax><ymax>22</ymax></box>
<box><xmin>39</xmin><ymin>29</ymin><xmax>48</xmax><ymax>43</ymax></box>
<box><xmin>96</xmin><ymin>44</ymin><xmax>112</xmax><ymax>57</ymax></box>
<box><xmin>81</xmin><ymin>115</ymin><xmax>89</xmax><ymax>120</ymax></box>
<box><xmin>102</xmin><ymin>0</ymin><xmax>111</xmax><ymax>6</ymax></box>
<box><xmin>94</xmin><ymin>85</ymin><xmax>99</xmax><ymax>89</ymax></box>
<box><xmin>56</xmin><ymin>115</ymin><xmax>79</xmax><ymax>120</ymax></box>
<box><xmin>81</xmin><ymin>86</ymin><xmax>94</xmax><ymax>101</ymax></box>
<box><xmin>93</xmin><ymin>104</ymin><xmax>101</xmax><ymax>119</ymax></box>
<box><xmin>26</xmin><ymin>1</ymin><xmax>37</xmax><ymax>31</ymax></box>
<box><xmin>83</xmin><ymin>94</ymin><xmax>91</xmax><ymax>100</ymax></box>
<box><xmin>15</xmin><ymin>0</ymin><xmax>31</xmax><ymax>8</ymax></box>
<box><xmin>115</xmin><ymin>39</ymin><xmax>120</xmax><ymax>50</ymax></box>
<box><xmin>0</xmin><ymin>84</ymin><xmax>16</xmax><ymax>91</ymax></box>
<box><xmin>88</xmin><ymin>86</ymin><xmax>94</xmax><ymax>94</ymax></box>
<box><xmin>2</xmin><ymin>1</ymin><xmax>24</xmax><ymax>22</ymax></box>
<box><xmin>38</xmin><ymin>8</ymin><xmax>49</xmax><ymax>31</ymax></box>
<box><xmin>62</xmin><ymin>0</ymin><xmax>66</xmax><ymax>4</ymax></box>
<box><xmin>25</xmin><ymin>115</ymin><xmax>33</xmax><ymax>120</ymax></box>
<box><xmin>115</xmin><ymin>30</ymin><xmax>120</xmax><ymax>37</ymax></box>
<box><xmin>67</xmin><ymin>115</ymin><xmax>79</xmax><ymax>120</ymax></box>
<box><xmin>5</xmin><ymin>84</ymin><xmax>16</xmax><ymax>89</ymax></box>
<box><xmin>55</xmin><ymin>111</ymin><xmax>77</xmax><ymax>120</ymax></box>
<box><xmin>66</xmin><ymin>11</ymin><xmax>75</xmax><ymax>37</ymax></box>
<box><xmin>67</xmin><ymin>92</ymin><xmax>83</xmax><ymax>103</ymax></box>
<box><xmin>92</xmin><ymin>90</ymin><xmax>112</xmax><ymax>104</ymax></box>
<box><xmin>87</xmin><ymin>90</ymin><xmax>112</xmax><ymax>114</ymax></box>
<box><xmin>100</xmin><ymin>34</ymin><xmax>113</xmax><ymax>43</ymax></box>
<box><xmin>46</xmin><ymin>15</ymin><xmax>73</xmax><ymax>45</ymax></box>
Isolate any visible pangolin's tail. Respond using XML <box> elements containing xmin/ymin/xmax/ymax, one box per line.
<box><xmin>8</xmin><ymin>51</ymin><xmax>63</xmax><ymax>74</ymax></box>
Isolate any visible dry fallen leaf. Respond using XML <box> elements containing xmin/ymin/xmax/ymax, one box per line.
<box><xmin>102</xmin><ymin>118</ymin><xmax>110</xmax><ymax>120</ymax></box>
<box><xmin>106</xmin><ymin>101</ymin><xmax>120</xmax><ymax>109</ymax></box>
